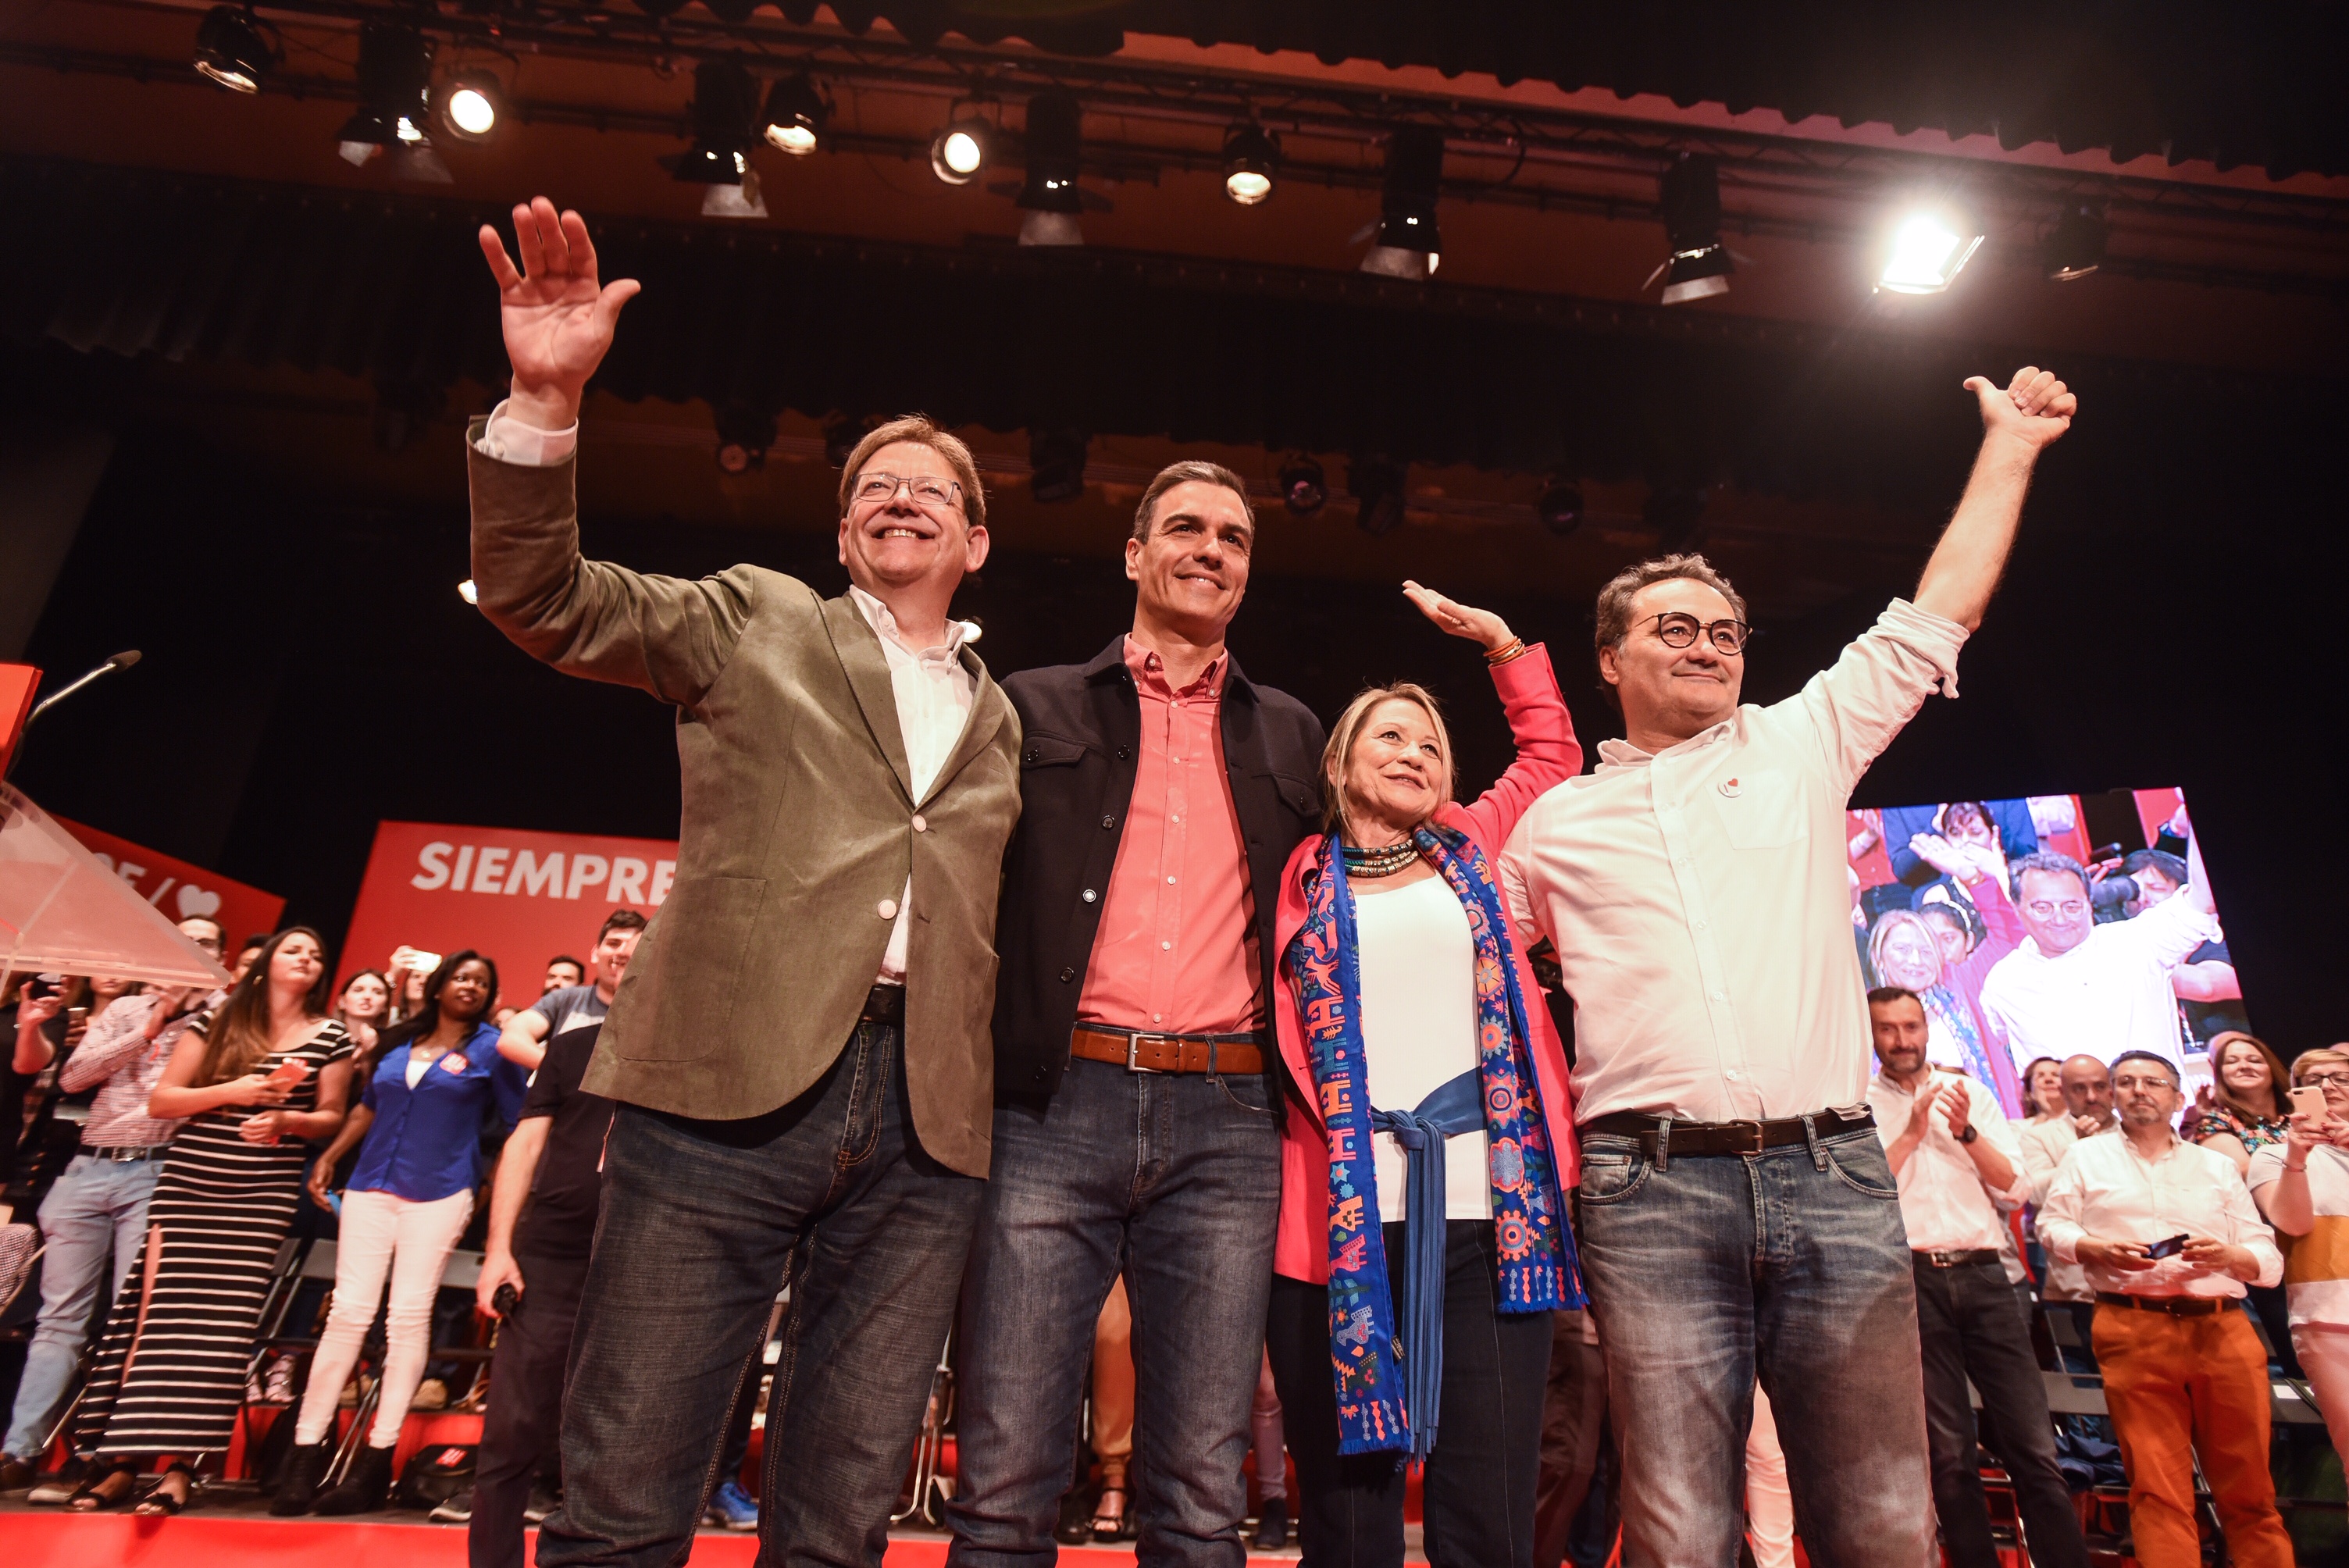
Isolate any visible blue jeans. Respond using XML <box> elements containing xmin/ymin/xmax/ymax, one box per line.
<box><xmin>4</xmin><ymin>1154</ymin><xmax>159</xmax><ymax>1461</ymax></box>
<box><xmin>946</xmin><ymin>1058</ymin><xmax>1282</xmax><ymax>1568</ymax></box>
<box><xmin>1574</xmin><ymin>1122</ymin><xmax>1934</xmax><ymax>1568</ymax></box>
<box><xmin>536</xmin><ymin>1021</ymin><xmax>982</xmax><ymax>1568</ymax></box>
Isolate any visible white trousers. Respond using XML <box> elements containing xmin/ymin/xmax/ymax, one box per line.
<box><xmin>1747</xmin><ymin>1382</ymin><xmax>1797</xmax><ymax>1568</ymax></box>
<box><xmin>2294</xmin><ymin>1321</ymin><xmax>2349</xmax><ymax>1462</ymax></box>
<box><xmin>294</xmin><ymin>1187</ymin><xmax>475</xmax><ymax>1449</ymax></box>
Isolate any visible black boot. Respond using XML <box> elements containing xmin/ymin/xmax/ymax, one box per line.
<box><xmin>312</xmin><ymin>1443</ymin><xmax>395</xmax><ymax>1516</ymax></box>
<box><xmin>1252</xmin><ymin>1495</ymin><xmax>1289</xmax><ymax>1551</ymax></box>
<box><xmin>269</xmin><ymin>1441</ymin><xmax>335</xmax><ymax>1516</ymax></box>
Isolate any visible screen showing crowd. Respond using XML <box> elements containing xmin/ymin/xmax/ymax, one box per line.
<box><xmin>1848</xmin><ymin>787</ymin><xmax>2242</xmax><ymax>1117</ymax></box>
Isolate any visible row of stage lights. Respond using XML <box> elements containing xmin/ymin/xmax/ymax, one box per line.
<box><xmin>194</xmin><ymin>6</ymin><xmax>2114</xmax><ymax>299</ymax></box>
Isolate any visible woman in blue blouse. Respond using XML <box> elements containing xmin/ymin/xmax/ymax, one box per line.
<box><xmin>276</xmin><ymin>951</ymin><xmax>529</xmax><ymax>1515</ymax></box>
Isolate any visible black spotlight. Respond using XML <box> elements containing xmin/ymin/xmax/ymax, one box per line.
<box><xmin>715</xmin><ymin>404</ymin><xmax>777</xmax><ymax>474</ymax></box>
<box><xmin>931</xmin><ymin>112</ymin><xmax>992</xmax><ymax>185</ymax></box>
<box><xmin>704</xmin><ymin>0</ymin><xmax>757</xmax><ymax>19</ymax></box>
<box><xmin>1278</xmin><ymin>454</ymin><xmax>1326</xmax><ymax>516</ymax></box>
<box><xmin>1348</xmin><ymin>454</ymin><xmax>1409</xmax><ymax>536</ymax></box>
<box><xmin>2044</xmin><ymin>200</ymin><xmax>2108</xmax><ymax>282</ymax></box>
<box><xmin>665</xmin><ymin>55</ymin><xmax>758</xmax><ymax>184</ymax></box>
<box><xmin>1222</xmin><ymin>122</ymin><xmax>1278</xmax><ymax>206</ymax></box>
<box><xmin>1029</xmin><ymin>428</ymin><xmax>1089</xmax><ymax>503</ymax></box>
<box><xmin>1361</xmin><ymin>127</ymin><xmax>1444</xmax><ymax>280</ymax></box>
<box><xmin>1655</xmin><ymin>154</ymin><xmax>1733</xmax><ymax>305</ymax></box>
<box><xmin>1535</xmin><ymin>475</ymin><xmax>1584</xmax><ymax>536</ymax></box>
<box><xmin>338</xmin><ymin>24</ymin><xmax>433</xmax><ymax>148</ymax></box>
<box><xmin>1645</xmin><ymin>483</ymin><xmax>1709</xmax><ymax>554</ymax></box>
<box><xmin>824</xmin><ymin>412</ymin><xmax>873</xmax><ymax>471</ymax></box>
<box><xmin>194</xmin><ymin>5</ymin><xmax>274</xmax><ymax>94</ymax></box>
<box><xmin>760</xmin><ymin>72</ymin><xmax>826</xmax><ymax>156</ymax></box>
<box><xmin>634</xmin><ymin>0</ymin><xmax>689</xmax><ymax>15</ymax></box>
<box><xmin>1017</xmin><ymin>91</ymin><xmax>1085</xmax><ymax>247</ymax></box>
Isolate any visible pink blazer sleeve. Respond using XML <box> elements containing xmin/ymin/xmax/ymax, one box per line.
<box><xmin>1452</xmin><ymin>645</ymin><xmax>1583</xmax><ymax>850</ymax></box>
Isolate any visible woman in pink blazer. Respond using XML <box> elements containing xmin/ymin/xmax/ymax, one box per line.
<box><xmin>1264</xmin><ymin>582</ymin><xmax>1584</xmax><ymax>1568</ymax></box>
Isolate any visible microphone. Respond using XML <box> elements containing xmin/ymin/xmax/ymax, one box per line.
<box><xmin>26</xmin><ymin>650</ymin><xmax>141</xmax><ymax>728</ymax></box>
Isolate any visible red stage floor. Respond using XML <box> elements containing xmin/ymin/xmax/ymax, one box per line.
<box><xmin>3</xmin><ymin>1500</ymin><xmax>1321</xmax><ymax>1567</ymax></box>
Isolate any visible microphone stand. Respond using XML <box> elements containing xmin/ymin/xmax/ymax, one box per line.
<box><xmin>4</xmin><ymin>651</ymin><xmax>140</xmax><ymax>780</ymax></box>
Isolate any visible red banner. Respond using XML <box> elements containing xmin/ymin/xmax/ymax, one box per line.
<box><xmin>339</xmin><ymin>821</ymin><xmax>679</xmax><ymax>1009</ymax></box>
<box><xmin>0</xmin><ymin>665</ymin><xmax>34</xmax><ymax>777</ymax></box>
<box><xmin>55</xmin><ymin>815</ymin><xmax>287</xmax><ymax>947</ymax></box>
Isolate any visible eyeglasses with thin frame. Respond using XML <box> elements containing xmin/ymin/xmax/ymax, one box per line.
<box><xmin>2302</xmin><ymin>1071</ymin><xmax>2349</xmax><ymax>1090</ymax></box>
<box><xmin>1649</xmin><ymin>611</ymin><xmax>1753</xmax><ymax>655</ymax></box>
<box><xmin>853</xmin><ymin>471</ymin><xmax>964</xmax><ymax>511</ymax></box>
<box><xmin>2023</xmin><ymin>898</ymin><xmax>2090</xmax><ymax>921</ymax></box>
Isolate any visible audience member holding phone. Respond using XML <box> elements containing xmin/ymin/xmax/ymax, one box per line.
<box><xmin>276</xmin><ymin>951</ymin><xmax>528</xmax><ymax>1517</ymax></box>
<box><xmin>2037</xmin><ymin>1050</ymin><xmax>2290</xmax><ymax>1568</ymax></box>
<box><xmin>2245</xmin><ymin>1048</ymin><xmax>2349</xmax><ymax>1456</ymax></box>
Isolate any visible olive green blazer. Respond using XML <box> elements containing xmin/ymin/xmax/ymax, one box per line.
<box><xmin>466</xmin><ymin>434</ymin><xmax>1022</xmax><ymax>1178</ymax></box>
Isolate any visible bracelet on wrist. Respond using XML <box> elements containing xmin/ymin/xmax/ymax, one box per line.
<box><xmin>1485</xmin><ymin>637</ymin><xmax>1527</xmax><ymax>666</ymax></box>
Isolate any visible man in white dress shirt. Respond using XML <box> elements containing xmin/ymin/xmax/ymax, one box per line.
<box><xmin>2018</xmin><ymin>1054</ymin><xmax>2119</xmax><ymax>1317</ymax></box>
<box><xmin>1979</xmin><ymin>844</ymin><xmax>2217</xmax><ymax>1080</ymax></box>
<box><xmin>1502</xmin><ymin>365</ymin><xmax>2077</xmax><ymax>1567</ymax></box>
<box><xmin>1865</xmin><ymin>988</ymin><xmax>2086</xmax><ymax>1568</ymax></box>
<box><xmin>2035</xmin><ymin>1052</ymin><xmax>2290</xmax><ymax>1568</ymax></box>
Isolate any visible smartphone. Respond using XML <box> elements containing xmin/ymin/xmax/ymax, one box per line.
<box><xmin>2293</xmin><ymin>1085</ymin><xmax>2327</xmax><ymax>1121</ymax></box>
<box><xmin>66</xmin><ymin>1006</ymin><xmax>89</xmax><ymax>1027</ymax></box>
<box><xmin>2144</xmin><ymin>1233</ymin><xmax>2192</xmax><ymax>1260</ymax></box>
<box><xmin>24</xmin><ymin>974</ymin><xmax>61</xmax><ymax>1002</ymax></box>
<box><xmin>266</xmin><ymin>1058</ymin><xmax>309</xmax><ymax>1089</ymax></box>
<box><xmin>493</xmin><ymin>1282</ymin><xmax>523</xmax><ymax>1320</ymax></box>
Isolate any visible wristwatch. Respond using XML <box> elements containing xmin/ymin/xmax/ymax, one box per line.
<box><xmin>1958</xmin><ymin>1124</ymin><xmax>1978</xmax><ymax>1145</ymax></box>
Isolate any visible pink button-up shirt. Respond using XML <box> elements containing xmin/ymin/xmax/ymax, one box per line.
<box><xmin>1075</xmin><ymin>638</ymin><xmax>1261</xmax><ymax>1035</ymax></box>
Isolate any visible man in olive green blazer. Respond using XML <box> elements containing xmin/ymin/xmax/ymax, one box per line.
<box><xmin>467</xmin><ymin>197</ymin><xmax>1021</xmax><ymax>1568</ymax></box>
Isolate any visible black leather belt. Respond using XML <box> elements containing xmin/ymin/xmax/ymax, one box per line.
<box><xmin>79</xmin><ymin>1143</ymin><xmax>166</xmax><ymax>1164</ymax></box>
<box><xmin>2097</xmin><ymin>1292</ymin><xmax>2225</xmax><ymax>1317</ymax></box>
<box><xmin>860</xmin><ymin>985</ymin><xmax>906</xmax><ymax>1025</ymax></box>
<box><xmin>1582</xmin><ymin>1107</ymin><xmax>1874</xmax><ymax>1157</ymax></box>
<box><xmin>1915</xmin><ymin>1249</ymin><xmax>2001</xmax><ymax>1269</ymax></box>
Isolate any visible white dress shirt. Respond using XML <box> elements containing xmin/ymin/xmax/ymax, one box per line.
<box><xmin>2017</xmin><ymin>1114</ymin><xmax>2117</xmax><ymax>1302</ymax></box>
<box><xmin>471</xmin><ymin>408</ymin><xmax>976</xmax><ymax>987</ymax></box>
<box><xmin>1501</xmin><ymin>599</ymin><xmax>1967</xmax><ymax>1124</ymax></box>
<box><xmin>1867</xmin><ymin>1069</ymin><xmax>2027</xmax><ymax>1254</ymax></box>
<box><xmin>2036</xmin><ymin>1129</ymin><xmax>2282</xmax><ymax>1299</ymax></box>
<box><xmin>1977</xmin><ymin>892</ymin><xmax>2215</xmax><ymax>1078</ymax></box>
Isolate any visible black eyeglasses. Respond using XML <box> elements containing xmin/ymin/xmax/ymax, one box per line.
<box><xmin>2302</xmin><ymin>1071</ymin><xmax>2349</xmax><ymax>1090</ymax></box>
<box><xmin>1649</xmin><ymin>611</ymin><xmax>1753</xmax><ymax>655</ymax></box>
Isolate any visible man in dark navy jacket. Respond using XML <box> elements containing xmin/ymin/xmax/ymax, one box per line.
<box><xmin>953</xmin><ymin>461</ymin><xmax>1324</xmax><ymax>1568</ymax></box>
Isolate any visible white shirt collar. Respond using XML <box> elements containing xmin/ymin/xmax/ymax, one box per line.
<box><xmin>1594</xmin><ymin>716</ymin><xmax>1736</xmax><ymax>772</ymax></box>
<box><xmin>848</xmin><ymin>584</ymin><xmax>978</xmax><ymax>662</ymax></box>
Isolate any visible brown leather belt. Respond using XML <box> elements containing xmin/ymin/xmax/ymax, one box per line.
<box><xmin>2097</xmin><ymin>1292</ymin><xmax>2226</xmax><ymax>1317</ymax></box>
<box><xmin>1582</xmin><ymin>1107</ymin><xmax>1875</xmax><ymax>1157</ymax></box>
<box><xmin>1914</xmin><ymin>1249</ymin><xmax>2002</xmax><ymax>1269</ymax></box>
<box><xmin>1070</xmin><ymin>1025</ymin><xmax>1265</xmax><ymax>1076</ymax></box>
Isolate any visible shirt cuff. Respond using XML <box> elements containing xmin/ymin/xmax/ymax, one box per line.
<box><xmin>1877</xmin><ymin>597</ymin><xmax>1969</xmax><ymax>700</ymax></box>
<box><xmin>474</xmin><ymin>399</ymin><xmax>579</xmax><ymax>467</ymax></box>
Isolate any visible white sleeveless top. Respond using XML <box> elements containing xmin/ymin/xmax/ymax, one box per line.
<box><xmin>1354</xmin><ymin>874</ymin><xmax>1492</xmax><ymax>1223</ymax></box>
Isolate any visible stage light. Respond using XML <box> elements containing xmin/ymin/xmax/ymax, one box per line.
<box><xmin>1653</xmin><ymin>154</ymin><xmax>1732</xmax><ymax>305</ymax></box>
<box><xmin>760</xmin><ymin>73</ymin><xmax>825</xmax><ymax>156</ymax></box>
<box><xmin>1646</xmin><ymin>483</ymin><xmax>1709</xmax><ymax>554</ymax></box>
<box><xmin>634</xmin><ymin>0</ymin><xmax>688</xmax><ymax>14</ymax></box>
<box><xmin>824</xmin><ymin>412</ymin><xmax>872</xmax><ymax>469</ymax></box>
<box><xmin>1017</xmin><ymin>91</ymin><xmax>1085</xmax><ymax>247</ymax></box>
<box><xmin>458</xmin><ymin>579</ymin><xmax>479</xmax><ymax>605</ymax></box>
<box><xmin>1536</xmin><ymin>476</ymin><xmax>1584</xmax><ymax>536</ymax></box>
<box><xmin>438</xmin><ymin>70</ymin><xmax>502</xmax><ymax>142</ymax></box>
<box><xmin>715</xmin><ymin>404</ymin><xmax>776</xmax><ymax>474</ymax></box>
<box><xmin>700</xmin><ymin>172</ymin><xmax>767</xmax><ymax>219</ymax></box>
<box><xmin>1222</xmin><ymin>123</ymin><xmax>1278</xmax><ymax>206</ymax></box>
<box><xmin>194</xmin><ymin>6</ymin><xmax>273</xmax><ymax>94</ymax></box>
<box><xmin>337</xmin><ymin>24</ymin><xmax>434</xmax><ymax>151</ymax></box>
<box><xmin>931</xmin><ymin>116</ymin><xmax>990</xmax><ymax>184</ymax></box>
<box><xmin>1361</xmin><ymin>126</ymin><xmax>1445</xmax><ymax>280</ymax></box>
<box><xmin>1349</xmin><ymin>454</ymin><xmax>1408</xmax><ymax>536</ymax></box>
<box><xmin>1278</xmin><ymin>454</ymin><xmax>1326</xmax><ymax>516</ymax></box>
<box><xmin>1029</xmin><ymin>428</ymin><xmax>1089</xmax><ymax>502</ymax></box>
<box><xmin>665</xmin><ymin>56</ymin><xmax>759</xmax><ymax>186</ymax></box>
<box><xmin>2044</xmin><ymin>201</ymin><xmax>2108</xmax><ymax>282</ymax></box>
<box><xmin>1877</xmin><ymin>205</ymin><xmax>1984</xmax><ymax>295</ymax></box>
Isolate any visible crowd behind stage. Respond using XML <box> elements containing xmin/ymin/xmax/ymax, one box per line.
<box><xmin>3</xmin><ymin>872</ymin><xmax>2345</xmax><ymax>1566</ymax></box>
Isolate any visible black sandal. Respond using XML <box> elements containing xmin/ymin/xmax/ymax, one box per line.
<box><xmin>68</xmin><ymin>1464</ymin><xmax>141</xmax><ymax>1512</ymax></box>
<box><xmin>1092</xmin><ymin>1482</ymin><xmax>1138</xmax><ymax>1543</ymax></box>
<box><xmin>133</xmin><ymin>1463</ymin><xmax>197</xmax><ymax>1516</ymax></box>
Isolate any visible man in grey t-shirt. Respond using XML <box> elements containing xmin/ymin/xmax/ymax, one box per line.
<box><xmin>497</xmin><ymin>909</ymin><xmax>643</xmax><ymax>1071</ymax></box>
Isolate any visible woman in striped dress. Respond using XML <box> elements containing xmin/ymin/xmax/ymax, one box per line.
<box><xmin>68</xmin><ymin>927</ymin><xmax>355</xmax><ymax>1513</ymax></box>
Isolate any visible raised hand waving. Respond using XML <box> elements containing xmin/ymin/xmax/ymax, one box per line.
<box><xmin>477</xmin><ymin>196</ymin><xmax>641</xmax><ymax>430</ymax></box>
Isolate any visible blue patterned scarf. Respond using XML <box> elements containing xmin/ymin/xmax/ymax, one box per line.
<box><xmin>1285</xmin><ymin>822</ymin><xmax>1583</xmax><ymax>1457</ymax></box>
